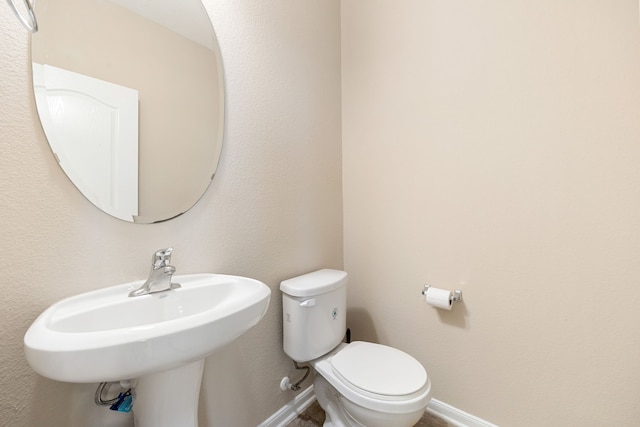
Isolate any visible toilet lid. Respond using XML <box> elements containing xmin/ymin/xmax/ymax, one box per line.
<box><xmin>330</xmin><ymin>341</ymin><xmax>427</xmax><ymax>396</ymax></box>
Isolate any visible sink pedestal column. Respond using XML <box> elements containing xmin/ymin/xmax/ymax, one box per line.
<box><xmin>133</xmin><ymin>359</ymin><xmax>205</xmax><ymax>427</ymax></box>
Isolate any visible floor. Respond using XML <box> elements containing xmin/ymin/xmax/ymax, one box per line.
<box><xmin>286</xmin><ymin>400</ymin><xmax>451</xmax><ymax>427</ymax></box>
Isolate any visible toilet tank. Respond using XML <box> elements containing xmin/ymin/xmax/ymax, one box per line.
<box><xmin>280</xmin><ymin>269</ymin><xmax>347</xmax><ymax>362</ymax></box>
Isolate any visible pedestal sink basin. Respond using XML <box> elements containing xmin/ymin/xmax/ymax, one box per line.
<box><xmin>24</xmin><ymin>273</ymin><xmax>271</xmax><ymax>427</ymax></box>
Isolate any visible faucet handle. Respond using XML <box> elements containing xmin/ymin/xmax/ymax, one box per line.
<box><xmin>152</xmin><ymin>247</ymin><xmax>173</xmax><ymax>268</ymax></box>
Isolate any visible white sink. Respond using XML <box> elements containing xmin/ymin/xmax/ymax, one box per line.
<box><xmin>24</xmin><ymin>274</ymin><xmax>270</xmax><ymax>383</ymax></box>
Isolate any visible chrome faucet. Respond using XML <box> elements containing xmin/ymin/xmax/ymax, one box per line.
<box><xmin>129</xmin><ymin>248</ymin><xmax>181</xmax><ymax>297</ymax></box>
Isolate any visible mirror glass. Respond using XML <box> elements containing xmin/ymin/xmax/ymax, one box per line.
<box><xmin>31</xmin><ymin>0</ymin><xmax>224</xmax><ymax>223</ymax></box>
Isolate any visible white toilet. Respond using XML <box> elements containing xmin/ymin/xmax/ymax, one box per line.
<box><xmin>281</xmin><ymin>269</ymin><xmax>431</xmax><ymax>427</ymax></box>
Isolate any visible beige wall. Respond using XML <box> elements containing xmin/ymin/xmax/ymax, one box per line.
<box><xmin>342</xmin><ymin>1</ymin><xmax>640</xmax><ymax>426</ymax></box>
<box><xmin>0</xmin><ymin>0</ymin><xmax>341</xmax><ymax>426</ymax></box>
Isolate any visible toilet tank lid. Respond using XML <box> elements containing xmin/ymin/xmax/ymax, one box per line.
<box><xmin>280</xmin><ymin>269</ymin><xmax>347</xmax><ymax>297</ymax></box>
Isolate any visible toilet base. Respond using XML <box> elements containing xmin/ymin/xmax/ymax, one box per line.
<box><xmin>314</xmin><ymin>374</ymin><xmax>354</xmax><ymax>427</ymax></box>
<box><xmin>313</xmin><ymin>375</ymin><xmax>425</xmax><ymax>427</ymax></box>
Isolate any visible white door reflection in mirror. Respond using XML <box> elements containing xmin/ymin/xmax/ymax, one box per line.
<box><xmin>33</xmin><ymin>63</ymin><xmax>139</xmax><ymax>221</ymax></box>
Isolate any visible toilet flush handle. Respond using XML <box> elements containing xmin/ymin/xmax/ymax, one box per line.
<box><xmin>299</xmin><ymin>299</ymin><xmax>316</xmax><ymax>307</ymax></box>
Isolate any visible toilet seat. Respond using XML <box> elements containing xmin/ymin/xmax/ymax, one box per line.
<box><xmin>331</xmin><ymin>341</ymin><xmax>427</xmax><ymax>397</ymax></box>
<box><xmin>312</xmin><ymin>342</ymin><xmax>431</xmax><ymax>414</ymax></box>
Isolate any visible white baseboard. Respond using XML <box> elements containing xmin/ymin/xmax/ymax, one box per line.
<box><xmin>427</xmin><ymin>398</ymin><xmax>499</xmax><ymax>427</ymax></box>
<box><xmin>257</xmin><ymin>385</ymin><xmax>316</xmax><ymax>427</ymax></box>
<box><xmin>259</xmin><ymin>387</ymin><xmax>498</xmax><ymax>427</ymax></box>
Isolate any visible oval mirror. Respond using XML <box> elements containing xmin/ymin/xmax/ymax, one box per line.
<box><xmin>31</xmin><ymin>0</ymin><xmax>224</xmax><ymax>223</ymax></box>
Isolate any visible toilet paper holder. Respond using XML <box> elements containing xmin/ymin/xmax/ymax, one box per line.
<box><xmin>421</xmin><ymin>285</ymin><xmax>463</xmax><ymax>303</ymax></box>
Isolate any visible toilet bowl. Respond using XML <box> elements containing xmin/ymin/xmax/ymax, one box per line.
<box><xmin>312</xmin><ymin>342</ymin><xmax>431</xmax><ymax>427</ymax></box>
<box><xmin>281</xmin><ymin>269</ymin><xmax>431</xmax><ymax>427</ymax></box>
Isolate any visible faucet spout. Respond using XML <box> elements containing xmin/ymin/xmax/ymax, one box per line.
<box><xmin>129</xmin><ymin>248</ymin><xmax>181</xmax><ymax>297</ymax></box>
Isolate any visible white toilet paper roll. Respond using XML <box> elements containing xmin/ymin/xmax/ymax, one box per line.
<box><xmin>425</xmin><ymin>287</ymin><xmax>453</xmax><ymax>310</ymax></box>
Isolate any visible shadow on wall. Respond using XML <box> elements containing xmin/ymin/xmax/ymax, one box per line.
<box><xmin>435</xmin><ymin>302</ymin><xmax>468</xmax><ymax>329</ymax></box>
<box><xmin>346</xmin><ymin>307</ymin><xmax>379</xmax><ymax>343</ymax></box>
